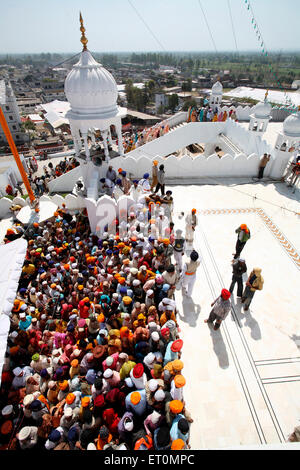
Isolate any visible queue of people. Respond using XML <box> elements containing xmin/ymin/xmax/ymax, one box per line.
<box><xmin>0</xmin><ymin>179</ymin><xmax>193</xmax><ymax>451</ymax></box>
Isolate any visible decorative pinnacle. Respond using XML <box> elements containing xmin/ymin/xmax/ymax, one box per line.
<box><xmin>79</xmin><ymin>12</ymin><xmax>88</xmax><ymax>51</ymax></box>
<box><xmin>265</xmin><ymin>90</ymin><xmax>269</xmax><ymax>101</ymax></box>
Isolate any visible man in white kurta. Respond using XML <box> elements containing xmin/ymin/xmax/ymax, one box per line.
<box><xmin>113</xmin><ymin>179</ymin><xmax>124</xmax><ymax>201</ymax></box>
<box><xmin>181</xmin><ymin>250</ymin><xmax>201</xmax><ymax>298</ymax></box>
<box><xmin>185</xmin><ymin>209</ymin><xmax>198</xmax><ymax>248</ymax></box>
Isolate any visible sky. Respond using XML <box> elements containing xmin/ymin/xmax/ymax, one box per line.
<box><xmin>0</xmin><ymin>0</ymin><xmax>300</xmax><ymax>54</ymax></box>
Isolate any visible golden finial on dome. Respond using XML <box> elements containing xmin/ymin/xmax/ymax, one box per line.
<box><xmin>265</xmin><ymin>90</ymin><xmax>269</xmax><ymax>100</ymax></box>
<box><xmin>79</xmin><ymin>12</ymin><xmax>88</xmax><ymax>51</ymax></box>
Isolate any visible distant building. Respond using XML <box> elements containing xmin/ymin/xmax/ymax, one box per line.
<box><xmin>155</xmin><ymin>93</ymin><xmax>168</xmax><ymax>113</ymax></box>
<box><xmin>0</xmin><ymin>80</ymin><xmax>27</xmax><ymax>146</ymax></box>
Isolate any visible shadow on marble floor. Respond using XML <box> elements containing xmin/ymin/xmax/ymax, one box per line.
<box><xmin>231</xmin><ymin>296</ymin><xmax>262</xmax><ymax>341</ymax></box>
<box><xmin>206</xmin><ymin>322</ymin><xmax>229</xmax><ymax>369</ymax></box>
<box><xmin>180</xmin><ymin>294</ymin><xmax>201</xmax><ymax>327</ymax></box>
<box><xmin>289</xmin><ymin>334</ymin><xmax>300</xmax><ymax>350</ymax></box>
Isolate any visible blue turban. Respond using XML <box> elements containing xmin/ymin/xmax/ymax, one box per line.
<box><xmin>49</xmin><ymin>429</ymin><xmax>61</xmax><ymax>442</ymax></box>
<box><xmin>67</xmin><ymin>426</ymin><xmax>79</xmax><ymax>443</ymax></box>
<box><xmin>162</xmin><ymin>283</ymin><xmax>170</xmax><ymax>292</ymax></box>
<box><xmin>30</xmin><ymin>400</ymin><xmax>42</xmax><ymax>411</ymax></box>
<box><xmin>143</xmin><ymin>173</ymin><xmax>149</xmax><ymax>179</ymax></box>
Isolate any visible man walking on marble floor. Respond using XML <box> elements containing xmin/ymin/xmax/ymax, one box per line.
<box><xmin>181</xmin><ymin>250</ymin><xmax>201</xmax><ymax>298</ymax></box>
<box><xmin>204</xmin><ymin>289</ymin><xmax>231</xmax><ymax>330</ymax></box>
<box><xmin>185</xmin><ymin>208</ymin><xmax>198</xmax><ymax>254</ymax></box>
<box><xmin>233</xmin><ymin>223</ymin><xmax>251</xmax><ymax>259</ymax></box>
<box><xmin>229</xmin><ymin>257</ymin><xmax>247</xmax><ymax>298</ymax></box>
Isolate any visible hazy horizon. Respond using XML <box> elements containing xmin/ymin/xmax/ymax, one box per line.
<box><xmin>1</xmin><ymin>50</ymin><xmax>300</xmax><ymax>57</ymax></box>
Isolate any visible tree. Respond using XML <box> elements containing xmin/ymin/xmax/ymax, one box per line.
<box><xmin>182</xmin><ymin>99</ymin><xmax>197</xmax><ymax>111</ymax></box>
<box><xmin>182</xmin><ymin>79</ymin><xmax>192</xmax><ymax>92</ymax></box>
<box><xmin>168</xmin><ymin>94</ymin><xmax>179</xmax><ymax>112</ymax></box>
<box><xmin>21</xmin><ymin>120</ymin><xmax>36</xmax><ymax>146</ymax></box>
<box><xmin>157</xmin><ymin>104</ymin><xmax>165</xmax><ymax>115</ymax></box>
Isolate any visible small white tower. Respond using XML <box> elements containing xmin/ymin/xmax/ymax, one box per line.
<box><xmin>64</xmin><ymin>13</ymin><xmax>126</xmax><ymax>162</ymax></box>
<box><xmin>270</xmin><ymin>108</ymin><xmax>300</xmax><ymax>178</ymax></box>
<box><xmin>209</xmin><ymin>80</ymin><xmax>223</xmax><ymax>110</ymax></box>
<box><xmin>249</xmin><ymin>91</ymin><xmax>271</xmax><ymax>134</ymax></box>
<box><xmin>0</xmin><ymin>80</ymin><xmax>26</xmax><ymax>145</ymax></box>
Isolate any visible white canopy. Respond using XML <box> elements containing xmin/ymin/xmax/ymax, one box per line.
<box><xmin>0</xmin><ymin>238</ymin><xmax>28</xmax><ymax>384</ymax></box>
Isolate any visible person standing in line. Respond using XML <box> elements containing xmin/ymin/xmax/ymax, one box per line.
<box><xmin>233</xmin><ymin>224</ymin><xmax>250</xmax><ymax>259</ymax></box>
<box><xmin>258</xmin><ymin>153</ymin><xmax>270</xmax><ymax>179</ymax></box>
<box><xmin>106</xmin><ymin>165</ymin><xmax>117</xmax><ymax>183</ymax></box>
<box><xmin>155</xmin><ymin>164</ymin><xmax>165</xmax><ymax>196</ymax></box>
<box><xmin>185</xmin><ymin>209</ymin><xmax>197</xmax><ymax>249</ymax></box>
<box><xmin>151</xmin><ymin>160</ymin><xmax>158</xmax><ymax>192</ymax></box>
<box><xmin>173</xmin><ymin>229</ymin><xmax>186</xmax><ymax>273</ymax></box>
<box><xmin>229</xmin><ymin>258</ymin><xmax>247</xmax><ymax>298</ymax></box>
<box><xmin>181</xmin><ymin>250</ymin><xmax>201</xmax><ymax>298</ymax></box>
<box><xmin>120</xmin><ymin>171</ymin><xmax>131</xmax><ymax>195</ymax></box>
<box><xmin>204</xmin><ymin>289</ymin><xmax>231</xmax><ymax>330</ymax></box>
<box><xmin>241</xmin><ymin>267</ymin><xmax>264</xmax><ymax>311</ymax></box>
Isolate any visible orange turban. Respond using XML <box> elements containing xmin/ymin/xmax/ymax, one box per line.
<box><xmin>192</xmin><ymin>208</ymin><xmax>196</xmax><ymax>214</ymax></box>
<box><xmin>58</xmin><ymin>380</ymin><xmax>69</xmax><ymax>391</ymax></box>
<box><xmin>58</xmin><ymin>380</ymin><xmax>69</xmax><ymax>390</ymax></box>
<box><xmin>153</xmin><ymin>160</ymin><xmax>158</xmax><ymax>165</ymax></box>
<box><xmin>71</xmin><ymin>359</ymin><xmax>78</xmax><ymax>368</ymax></box>
<box><xmin>169</xmin><ymin>400</ymin><xmax>184</xmax><ymax>414</ymax></box>
<box><xmin>131</xmin><ymin>392</ymin><xmax>141</xmax><ymax>405</ymax></box>
<box><xmin>240</xmin><ymin>224</ymin><xmax>249</xmax><ymax>232</ymax></box>
<box><xmin>163</xmin><ymin>238</ymin><xmax>170</xmax><ymax>245</ymax></box>
<box><xmin>123</xmin><ymin>296</ymin><xmax>132</xmax><ymax>305</ymax></box>
<box><xmin>66</xmin><ymin>393</ymin><xmax>75</xmax><ymax>405</ymax></box>
<box><xmin>120</xmin><ymin>326</ymin><xmax>130</xmax><ymax>339</ymax></box>
<box><xmin>81</xmin><ymin>397</ymin><xmax>90</xmax><ymax>408</ymax></box>
<box><xmin>64</xmin><ymin>264</ymin><xmax>70</xmax><ymax>270</ymax></box>
<box><xmin>174</xmin><ymin>375</ymin><xmax>186</xmax><ymax>388</ymax></box>
<box><xmin>118</xmin><ymin>277</ymin><xmax>126</xmax><ymax>284</ymax></box>
<box><xmin>172</xmin><ymin>360</ymin><xmax>184</xmax><ymax>372</ymax></box>
<box><xmin>97</xmin><ymin>314</ymin><xmax>105</xmax><ymax>323</ymax></box>
<box><xmin>171</xmin><ymin>439</ymin><xmax>185</xmax><ymax>450</ymax></box>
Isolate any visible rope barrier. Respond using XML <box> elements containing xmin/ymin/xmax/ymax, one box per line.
<box><xmin>243</xmin><ymin>0</ymin><xmax>297</xmax><ymax>114</ymax></box>
<box><xmin>127</xmin><ymin>0</ymin><xmax>166</xmax><ymax>52</ymax></box>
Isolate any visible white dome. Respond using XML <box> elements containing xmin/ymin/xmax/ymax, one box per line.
<box><xmin>283</xmin><ymin>111</ymin><xmax>300</xmax><ymax>137</ymax></box>
<box><xmin>254</xmin><ymin>100</ymin><xmax>271</xmax><ymax>119</ymax></box>
<box><xmin>64</xmin><ymin>50</ymin><xmax>118</xmax><ymax>117</ymax></box>
<box><xmin>212</xmin><ymin>81</ymin><xmax>223</xmax><ymax>95</ymax></box>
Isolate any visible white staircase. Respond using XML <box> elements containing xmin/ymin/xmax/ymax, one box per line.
<box><xmin>219</xmin><ymin>133</ymin><xmax>242</xmax><ymax>154</ymax></box>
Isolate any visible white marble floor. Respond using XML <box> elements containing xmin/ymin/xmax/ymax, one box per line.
<box><xmin>170</xmin><ymin>181</ymin><xmax>300</xmax><ymax>449</ymax></box>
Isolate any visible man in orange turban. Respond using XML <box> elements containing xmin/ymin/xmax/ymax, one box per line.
<box><xmin>234</xmin><ymin>223</ymin><xmax>251</xmax><ymax>259</ymax></box>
